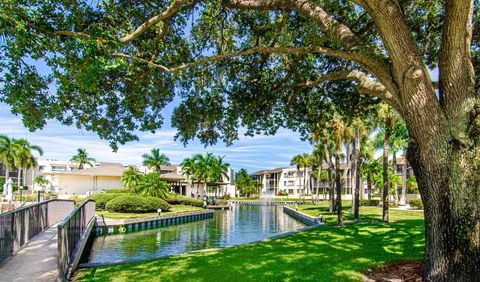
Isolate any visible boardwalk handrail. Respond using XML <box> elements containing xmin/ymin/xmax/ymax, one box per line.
<box><xmin>0</xmin><ymin>199</ymin><xmax>75</xmax><ymax>265</ymax></box>
<box><xmin>57</xmin><ymin>199</ymin><xmax>95</xmax><ymax>281</ymax></box>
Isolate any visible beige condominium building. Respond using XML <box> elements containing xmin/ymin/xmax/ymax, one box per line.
<box><xmin>252</xmin><ymin>157</ymin><xmax>416</xmax><ymax>200</ymax></box>
<box><xmin>253</xmin><ymin>164</ymin><xmax>366</xmax><ymax>200</ymax></box>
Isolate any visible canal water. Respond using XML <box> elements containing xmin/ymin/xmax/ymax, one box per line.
<box><xmin>88</xmin><ymin>205</ymin><xmax>306</xmax><ymax>264</ymax></box>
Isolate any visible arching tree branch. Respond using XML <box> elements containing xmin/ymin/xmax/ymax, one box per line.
<box><xmin>118</xmin><ymin>0</ymin><xmax>194</xmax><ymax>43</ymax></box>
<box><xmin>293</xmin><ymin>70</ymin><xmax>398</xmax><ymax>107</ymax></box>
<box><xmin>223</xmin><ymin>0</ymin><xmax>359</xmax><ymax>50</ymax></box>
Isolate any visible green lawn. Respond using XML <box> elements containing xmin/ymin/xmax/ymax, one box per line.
<box><xmin>231</xmin><ymin>197</ymin><xmax>312</xmax><ymax>202</ymax></box>
<box><xmin>96</xmin><ymin>205</ymin><xmax>204</xmax><ymax>219</ymax></box>
<box><xmin>75</xmin><ymin>206</ymin><xmax>424</xmax><ymax>281</ymax></box>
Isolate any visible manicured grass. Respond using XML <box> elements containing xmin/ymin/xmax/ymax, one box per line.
<box><xmin>96</xmin><ymin>205</ymin><xmax>204</xmax><ymax>219</ymax></box>
<box><xmin>75</xmin><ymin>207</ymin><xmax>424</xmax><ymax>281</ymax></box>
<box><xmin>231</xmin><ymin>197</ymin><xmax>311</xmax><ymax>202</ymax></box>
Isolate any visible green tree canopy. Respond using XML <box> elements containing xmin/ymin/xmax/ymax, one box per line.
<box><xmin>2</xmin><ymin>1</ymin><xmax>480</xmax><ymax>279</ymax></box>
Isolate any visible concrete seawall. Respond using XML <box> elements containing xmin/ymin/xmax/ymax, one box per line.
<box><xmin>283</xmin><ymin>206</ymin><xmax>323</xmax><ymax>226</ymax></box>
<box><xmin>95</xmin><ymin>210</ymin><xmax>215</xmax><ymax>235</ymax></box>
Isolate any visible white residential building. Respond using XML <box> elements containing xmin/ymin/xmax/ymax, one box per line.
<box><xmin>252</xmin><ymin>164</ymin><xmax>367</xmax><ymax>199</ymax></box>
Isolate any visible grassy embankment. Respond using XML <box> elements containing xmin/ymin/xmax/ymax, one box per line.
<box><xmin>76</xmin><ymin>201</ymin><xmax>424</xmax><ymax>281</ymax></box>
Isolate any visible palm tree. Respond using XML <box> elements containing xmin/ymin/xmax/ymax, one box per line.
<box><xmin>390</xmin><ymin>123</ymin><xmax>409</xmax><ymax>205</ymax></box>
<box><xmin>374</xmin><ymin>104</ymin><xmax>403</xmax><ymax>222</ymax></box>
<box><xmin>70</xmin><ymin>148</ymin><xmax>95</xmax><ymax>169</ymax></box>
<box><xmin>135</xmin><ymin>172</ymin><xmax>170</xmax><ymax>198</ymax></box>
<box><xmin>291</xmin><ymin>153</ymin><xmax>309</xmax><ymax>202</ymax></box>
<box><xmin>121</xmin><ymin>167</ymin><xmax>142</xmax><ymax>189</ymax></box>
<box><xmin>0</xmin><ymin>135</ymin><xmax>18</xmax><ymax>193</ymax></box>
<box><xmin>14</xmin><ymin>138</ymin><xmax>43</xmax><ymax>186</ymax></box>
<box><xmin>181</xmin><ymin>157</ymin><xmax>197</xmax><ymax>196</ymax></box>
<box><xmin>235</xmin><ymin>168</ymin><xmax>254</xmax><ymax>197</ymax></box>
<box><xmin>306</xmin><ymin>153</ymin><xmax>318</xmax><ymax>202</ymax></box>
<box><xmin>193</xmin><ymin>152</ymin><xmax>215</xmax><ymax>196</ymax></box>
<box><xmin>329</xmin><ymin>113</ymin><xmax>352</xmax><ymax>226</ymax></box>
<box><xmin>142</xmin><ymin>148</ymin><xmax>171</xmax><ymax>172</ymax></box>
<box><xmin>33</xmin><ymin>175</ymin><xmax>50</xmax><ymax>191</ymax></box>
<box><xmin>311</xmin><ymin>142</ymin><xmax>325</xmax><ymax>203</ymax></box>
<box><xmin>211</xmin><ymin>156</ymin><xmax>230</xmax><ymax>197</ymax></box>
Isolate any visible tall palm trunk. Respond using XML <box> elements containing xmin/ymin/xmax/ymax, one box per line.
<box><xmin>316</xmin><ymin>165</ymin><xmax>322</xmax><ymax>202</ymax></box>
<box><xmin>335</xmin><ymin>151</ymin><xmax>343</xmax><ymax>226</ymax></box>
<box><xmin>382</xmin><ymin>121</ymin><xmax>390</xmax><ymax>222</ymax></box>
<box><xmin>392</xmin><ymin>151</ymin><xmax>398</xmax><ymax>206</ymax></box>
<box><xmin>323</xmin><ymin>141</ymin><xmax>335</xmax><ymax>213</ymax></box>
<box><xmin>2</xmin><ymin>166</ymin><xmax>9</xmax><ymax>195</ymax></box>
<box><xmin>352</xmin><ymin>129</ymin><xmax>360</xmax><ymax>220</ymax></box>
<box><xmin>345</xmin><ymin>144</ymin><xmax>350</xmax><ymax>195</ymax></box>
<box><xmin>367</xmin><ymin>176</ymin><xmax>372</xmax><ymax>200</ymax></box>
<box><xmin>17</xmin><ymin>166</ymin><xmax>22</xmax><ymax>186</ymax></box>
<box><xmin>303</xmin><ymin>167</ymin><xmax>306</xmax><ymax>203</ymax></box>
<box><xmin>400</xmin><ymin>154</ymin><xmax>407</xmax><ymax>205</ymax></box>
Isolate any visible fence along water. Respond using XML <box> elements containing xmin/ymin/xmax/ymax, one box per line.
<box><xmin>0</xmin><ymin>199</ymin><xmax>75</xmax><ymax>264</ymax></box>
<box><xmin>57</xmin><ymin>199</ymin><xmax>96</xmax><ymax>281</ymax></box>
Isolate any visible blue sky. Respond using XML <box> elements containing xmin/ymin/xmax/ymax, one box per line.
<box><xmin>0</xmin><ymin>102</ymin><xmax>313</xmax><ymax>173</ymax></box>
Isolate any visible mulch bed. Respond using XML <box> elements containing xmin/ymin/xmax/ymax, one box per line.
<box><xmin>363</xmin><ymin>261</ymin><xmax>422</xmax><ymax>282</ymax></box>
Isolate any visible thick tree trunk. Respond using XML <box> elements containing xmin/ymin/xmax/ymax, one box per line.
<box><xmin>382</xmin><ymin>123</ymin><xmax>390</xmax><ymax>222</ymax></box>
<box><xmin>408</xmin><ymin>139</ymin><xmax>480</xmax><ymax>281</ymax></box>
<box><xmin>335</xmin><ymin>151</ymin><xmax>343</xmax><ymax>226</ymax></box>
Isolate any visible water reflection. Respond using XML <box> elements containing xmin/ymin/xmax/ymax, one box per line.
<box><xmin>88</xmin><ymin>205</ymin><xmax>306</xmax><ymax>264</ymax></box>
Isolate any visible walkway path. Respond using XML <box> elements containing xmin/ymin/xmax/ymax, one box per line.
<box><xmin>0</xmin><ymin>226</ymin><xmax>58</xmax><ymax>282</ymax></box>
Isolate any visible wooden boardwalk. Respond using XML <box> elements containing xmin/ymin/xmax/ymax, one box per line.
<box><xmin>0</xmin><ymin>226</ymin><xmax>58</xmax><ymax>282</ymax></box>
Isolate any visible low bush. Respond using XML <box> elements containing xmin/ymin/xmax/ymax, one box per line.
<box><xmin>88</xmin><ymin>193</ymin><xmax>121</xmax><ymax>210</ymax></box>
<box><xmin>68</xmin><ymin>195</ymin><xmax>85</xmax><ymax>205</ymax></box>
<box><xmin>409</xmin><ymin>198</ymin><xmax>423</xmax><ymax>209</ymax></box>
<box><xmin>105</xmin><ymin>188</ymin><xmax>133</xmax><ymax>194</ymax></box>
<box><xmin>277</xmin><ymin>191</ymin><xmax>288</xmax><ymax>196</ymax></box>
<box><xmin>219</xmin><ymin>194</ymin><xmax>231</xmax><ymax>200</ymax></box>
<box><xmin>359</xmin><ymin>199</ymin><xmax>380</xmax><ymax>206</ymax></box>
<box><xmin>165</xmin><ymin>194</ymin><xmax>203</xmax><ymax>207</ymax></box>
<box><xmin>105</xmin><ymin>195</ymin><xmax>171</xmax><ymax>213</ymax></box>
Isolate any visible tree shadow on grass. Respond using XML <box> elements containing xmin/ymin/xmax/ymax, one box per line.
<box><xmin>75</xmin><ymin>213</ymin><xmax>424</xmax><ymax>282</ymax></box>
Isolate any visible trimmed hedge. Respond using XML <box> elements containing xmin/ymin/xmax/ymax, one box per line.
<box><xmin>105</xmin><ymin>188</ymin><xmax>133</xmax><ymax>194</ymax></box>
<box><xmin>88</xmin><ymin>194</ymin><xmax>121</xmax><ymax>210</ymax></box>
<box><xmin>409</xmin><ymin>198</ymin><xmax>423</xmax><ymax>209</ymax></box>
<box><xmin>359</xmin><ymin>199</ymin><xmax>380</xmax><ymax>206</ymax></box>
<box><xmin>165</xmin><ymin>194</ymin><xmax>204</xmax><ymax>207</ymax></box>
<box><xmin>105</xmin><ymin>195</ymin><xmax>171</xmax><ymax>213</ymax></box>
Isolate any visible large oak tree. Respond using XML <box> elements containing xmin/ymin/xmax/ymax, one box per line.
<box><xmin>1</xmin><ymin>0</ymin><xmax>479</xmax><ymax>280</ymax></box>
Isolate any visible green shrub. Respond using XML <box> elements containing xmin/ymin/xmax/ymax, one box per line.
<box><xmin>105</xmin><ymin>188</ymin><xmax>133</xmax><ymax>194</ymax></box>
<box><xmin>359</xmin><ymin>199</ymin><xmax>380</xmax><ymax>206</ymax></box>
<box><xmin>165</xmin><ymin>194</ymin><xmax>203</xmax><ymax>207</ymax></box>
<box><xmin>68</xmin><ymin>195</ymin><xmax>85</xmax><ymax>205</ymax></box>
<box><xmin>88</xmin><ymin>193</ymin><xmax>121</xmax><ymax>210</ymax></box>
<box><xmin>105</xmin><ymin>195</ymin><xmax>171</xmax><ymax>213</ymax></box>
<box><xmin>409</xmin><ymin>198</ymin><xmax>423</xmax><ymax>209</ymax></box>
<box><xmin>277</xmin><ymin>191</ymin><xmax>288</xmax><ymax>196</ymax></box>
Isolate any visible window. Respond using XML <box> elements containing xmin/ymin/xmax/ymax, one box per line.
<box><xmin>38</xmin><ymin>165</ymin><xmax>45</xmax><ymax>171</ymax></box>
<box><xmin>288</xmin><ymin>180</ymin><xmax>294</xmax><ymax>186</ymax></box>
<box><xmin>284</xmin><ymin>181</ymin><xmax>287</xmax><ymax>186</ymax></box>
<box><xmin>288</xmin><ymin>189</ymin><xmax>294</xmax><ymax>194</ymax></box>
<box><xmin>51</xmin><ymin>166</ymin><xmax>65</xmax><ymax>172</ymax></box>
